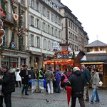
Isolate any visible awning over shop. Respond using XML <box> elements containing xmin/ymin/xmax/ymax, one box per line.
<box><xmin>31</xmin><ymin>51</ymin><xmax>42</xmax><ymax>56</ymax></box>
<box><xmin>44</xmin><ymin>59</ymin><xmax>74</xmax><ymax>66</ymax></box>
<box><xmin>81</xmin><ymin>62</ymin><xmax>104</xmax><ymax>65</ymax></box>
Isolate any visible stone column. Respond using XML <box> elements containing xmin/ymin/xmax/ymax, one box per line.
<box><xmin>31</xmin><ymin>55</ymin><xmax>34</xmax><ymax>68</ymax></box>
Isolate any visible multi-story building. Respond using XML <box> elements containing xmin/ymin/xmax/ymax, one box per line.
<box><xmin>0</xmin><ymin>0</ymin><xmax>29</xmax><ymax>68</ymax></box>
<box><xmin>0</xmin><ymin>0</ymin><xmax>89</xmax><ymax>69</ymax></box>
<box><xmin>27</xmin><ymin>0</ymin><xmax>63</xmax><ymax>69</ymax></box>
<box><xmin>59</xmin><ymin>6</ymin><xmax>89</xmax><ymax>51</ymax></box>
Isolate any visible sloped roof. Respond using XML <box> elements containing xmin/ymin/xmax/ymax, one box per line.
<box><xmin>85</xmin><ymin>40</ymin><xmax>107</xmax><ymax>47</ymax></box>
<box><xmin>51</xmin><ymin>0</ymin><xmax>64</xmax><ymax>7</ymax></box>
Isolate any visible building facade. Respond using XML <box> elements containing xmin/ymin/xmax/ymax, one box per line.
<box><xmin>0</xmin><ymin>0</ymin><xmax>29</xmax><ymax>68</ymax></box>
<box><xmin>59</xmin><ymin>6</ymin><xmax>89</xmax><ymax>51</ymax></box>
<box><xmin>27</xmin><ymin>0</ymin><xmax>63</xmax><ymax>69</ymax></box>
<box><xmin>0</xmin><ymin>0</ymin><xmax>89</xmax><ymax>69</ymax></box>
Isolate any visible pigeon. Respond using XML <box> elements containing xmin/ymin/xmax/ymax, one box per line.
<box><xmin>46</xmin><ymin>99</ymin><xmax>49</xmax><ymax>103</ymax></box>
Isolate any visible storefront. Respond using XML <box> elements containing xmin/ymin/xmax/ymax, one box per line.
<box><xmin>0</xmin><ymin>49</ymin><xmax>30</xmax><ymax>68</ymax></box>
<box><xmin>81</xmin><ymin>54</ymin><xmax>107</xmax><ymax>88</ymax></box>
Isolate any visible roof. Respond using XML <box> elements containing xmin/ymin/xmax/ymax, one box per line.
<box><xmin>85</xmin><ymin>40</ymin><xmax>107</xmax><ymax>47</ymax></box>
<box><xmin>51</xmin><ymin>0</ymin><xmax>64</xmax><ymax>7</ymax></box>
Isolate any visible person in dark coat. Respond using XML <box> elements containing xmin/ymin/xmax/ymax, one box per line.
<box><xmin>68</xmin><ymin>67</ymin><xmax>85</xmax><ymax>107</ymax></box>
<box><xmin>28</xmin><ymin>67</ymin><xmax>36</xmax><ymax>89</ymax></box>
<box><xmin>0</xmin><ymin>66</ymin><xmax>15</xmax><ymax>107</ymax></box>
<box><xmin>81</xmin><ymin>64</ymin><xmax>91</xmax><ymax>101</ymax></box>
<box><xmin>54</xmin><ymin>68</ymin><xmax>61</xmax><ymax>93</ymax></box>
<box><xmin>19</xmin><ymin>65</ymin><xmax>29</xmax><ymax>95</ymax></box>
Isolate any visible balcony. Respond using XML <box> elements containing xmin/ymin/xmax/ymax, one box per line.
<box><xmin>2</xmin><ymin>12</ymin><xmax>14</xmax><ymax>25</ymax></box>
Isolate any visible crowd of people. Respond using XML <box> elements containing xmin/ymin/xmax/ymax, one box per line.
<box><xmin>0</xmin><ymin>64</ymin><xmax>102</xmax><ymax>107</ymax></box>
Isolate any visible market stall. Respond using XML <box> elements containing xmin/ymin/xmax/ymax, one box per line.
<box><xmin>44</xmin><ymin>58</ymin><xmax>74</xmax><ymax>71</ymax></box>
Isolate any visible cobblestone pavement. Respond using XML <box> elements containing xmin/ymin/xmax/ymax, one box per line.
<box><xmin>10</xmin><ymin>88</ymin><xmax>107</xmax><ymax>107</ymax></box>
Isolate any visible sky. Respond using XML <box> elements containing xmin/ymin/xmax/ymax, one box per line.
<box><xmin>61</xmin><ymin>0</ymin><xmax>107</xmax><ymax>43</ymax></box>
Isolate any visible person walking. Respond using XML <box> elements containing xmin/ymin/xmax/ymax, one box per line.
<box><xmin>0</xmin><ymin>65</ymin><xmax>16</xmax><ymax>107</ymax></box>
<box><xmin>38</xmin><ymin>68</ymin><xmax>44</xmax><ymax>79</ymax></box>
<box><xmin>81</xmin><ymin>64</ymin><xmax>91</xmax><ymax>102</ymax></box>
<box><xmin>68</xmin><ymin>67</ymin><xmax>85</xmax><ymax>107</ymax></box>
<box><xmin>54</xmin><ymin>68</ymin><xmax>61</xmax><ymax>93</ymax></box>
<box><xmin>15</xmin><ymin>68</ymin><xmax>21</xmax><ymax>87</ymax></box>
<box><xmin>45</xmin><ymin>67</ymin><xmax>54</xmax><ymax>94</ymax></box>
<box><xmin>0</xmin><ymin>67</ymin><xmax>4</xmax><ymax>107</ymax></box>
<box><xmin>19</xmin><ymin>65</ymin><xmax>29</xmax><ymax>95</ymax></box>
<box><xmin>28</xmin><ymin>67</ymin><xmax>36</xmax><ymax>91</ymax></box>
<box><xmin>90</xmin><ymin>68</ymin><xmax>100</xmax><ymax>103</ymax></box>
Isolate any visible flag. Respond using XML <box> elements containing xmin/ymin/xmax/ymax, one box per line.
<box><xmin>66</xmin><ymin>86</ymin><xmax>72</xmax><ymax>107</ymax></box>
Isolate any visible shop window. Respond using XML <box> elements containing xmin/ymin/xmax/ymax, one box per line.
<box><xmin>1</xmin><ymin>56</ymin><xmax>18</xmax><ymax>68</ymax></box>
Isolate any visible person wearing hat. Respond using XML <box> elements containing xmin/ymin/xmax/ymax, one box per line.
<box><xmin>68</xmin><ymin>67</ymin><xmax>85</xmax><ymax>107</ymax></box>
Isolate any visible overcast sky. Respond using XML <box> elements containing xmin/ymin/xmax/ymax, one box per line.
<box><xmin>61</xmin><ymin>0</ymin><xmax>107</xmax><ymax>43</ymax></box>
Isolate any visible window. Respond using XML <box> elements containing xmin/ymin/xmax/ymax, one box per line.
<box><xmin>43</xmin><ymin>38</ymin><xmax>47</xmax><ymax>50</ymax></box>
<box><xmin>48</xmin><ymin>41</ymin><xmax>51</xmax><ymax>50</ymax></box>
<box><xmin>37</xmin><ymin>36</ymin><xmax>40</xmax><ymax>48</ymax></box>
<box><xmin>51</xmin><ymin>13</ymin><xmax>54</xmax><ymax>22</ymax></box>
<box><xmin>30</xmin><ymin>16</ymin><xmax>34</xmax><ymax>27</ymax></box>
<box><xmin>42</xmin><ymin>6</ymin><xmax>46</xmax><ymax>16</ymax></box>
<box><xmin>42</xmin><ymin>22</ymin><xmax>46</xmax><ymax>32</ymax></box>
<box><xmin>59</xmin><ymin>30</ymin><xmax>61</xmax><ymax>38</ymax></box>
<box><xmin>48</xmin><ymin>25</ymin><xmax>50</xmax><ymax>34</ymax></box>
<box><xmin>69</xmin><ymin>20</ymin><xmax>70</xmax><ymax>27</ymax></box>
<box><xmin>30</xmin><ymin>34</ymin><xmax>34</xmax><ymax>46</ymax></box>
<box><xmin>55</xmin><ymin>29</ymin><xmax>57</xmax><ymax>37</ymax></box>
<box><xmin>36</xmin><ymin>1</ymin><xmax>39</xmax><ymax>11</ymax></box>
<box><xmin>52</xmin><ymin>27</ymin><xmax>53</xmax><ymax>35</ymax></box>
<box><xmin>37</xmin><ymin>19</ymin><xmax>40</xmax><ymax>29</ymax></box>
<box><xmin>31</xmin><ymin>0</ymin><xmax>34</xmax><ymax>8</ymax></box>
<box><xmin>47</xmin><ymin>10</ymin><xmax>50</xmax><ymax>19</ymax></box>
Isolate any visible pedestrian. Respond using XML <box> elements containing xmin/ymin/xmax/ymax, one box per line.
<box><xmin>61</xmin><ymin>72</ymin><xmax>68</xmax><ymax>89</ymax></box>
<box><xmin>68</xmin><ymin>67</ymin><xmax>85</xmax><ymax>107</ymax></box>
<box><xmin>19</xmin><ymin>65</ymin><xmax>29</xmax><ymax>95</ymax></box>
<box><xmin>0</xmin><ymin>67</ymin><xmax>3</xmax><ymax>107</ymax></box>
<box><xmin>0</xmin><ymin>65</ymin><xmax>16</xmax><ymax>107</ymax></box>
<box><xmin>45</xmin><ymin>67</ymin><xmax>54</xmax><ymax>94</ymax></box>
<box><xmin>28</xmin><ymin>67</ymin><xmax>36</xmax><ymax>90</ymax></box>
<box><xmin>15</xmin><ymin>68</ymin><xmax>22</xmax><ymax>87</ymax></box>
<box><xmin>38</xmin><ymin>68</ymin><xmax>44</xmax><ymax>79</ymax></box>
<box><xmin>54</xmin><ymin>68</ymin><xmax>61</xmax><ymax>93</ymax></box>
<box><xmin>81</xmin><ymin>64</ymin><xmax>91</xmax><ymax>102</ymax></box>
<box><xmin>90</xmin><ymin>68</ymin><xmax>100</xmax><ymax>103</ymax></box>
<box><xmin>66</xmin><ymin>66</ymin><xmax>73</xmax><ymax>78</ymax></box>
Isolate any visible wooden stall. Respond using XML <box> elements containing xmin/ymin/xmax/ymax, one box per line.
<box><xmin>81</xmin><ymin>61</ymin><xmax>107</xmax><ymax>88</ymax></box>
